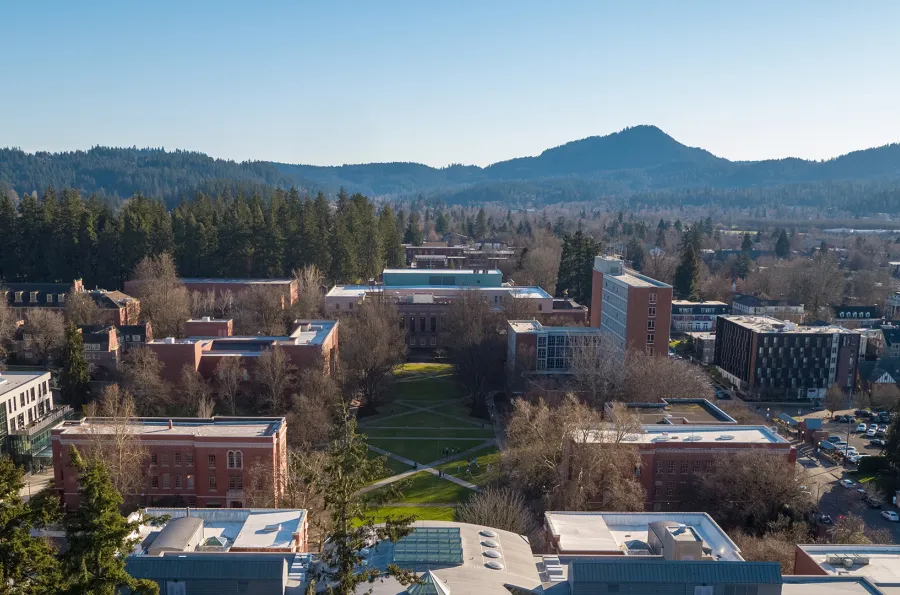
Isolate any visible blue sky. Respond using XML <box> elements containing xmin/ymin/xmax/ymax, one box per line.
<box><xmin>1</xmin><ymin>1</ymin><xmax>898</xmax><ymax>167</ymax></box>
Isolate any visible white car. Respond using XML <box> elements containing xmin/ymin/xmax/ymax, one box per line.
<box><xmin>857</xmin><ymin>423</ymin><xmax>867</xmax><ymax>432</ymax></box>
<box><xmin>848</xmin><ymin>454</ymin><xmax>861</xmax><ymax>464</ymax></box>
<box><xmin>882</xmin><ymin>511</ymin><xmax>899</xmax><ymax>522</ymax></box>
<box><xmin>840</xmin><ymin>479</ymin><xmax>856</xmax><ymax>488</ymax></box>
<box><xmin>867</xmin><ymin>429</ymin><xmax>877</xmax><ymax>437</ymax></box>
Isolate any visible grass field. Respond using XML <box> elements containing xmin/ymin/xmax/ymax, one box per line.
<box><xmin>393</xmin><ymin>363</ymin><xmax>454</xmax><ymax>378</ymax></box>
<box><xmin>436</xmin><ymin>446</ymin><xmax>501</xmax><ymax>487</ymax></box>
<box><xmin>364</xmin><ymin>410</ymin><xmax>462</xmax><ymax>428</ymax></box>
<box><xmin>363</xmin><ymin>428</ymin><xmax>495</xmax><ymax>439</ymax></box>
<box><xmin>367</xmin><ymin>450</ymin><xmax>412</xmax><ymax>477</ymax></box>
<box><xmin>372</xmin><ymin>472</ymin><xmax>473</xmax><ymax>504</ymax></box>
<box><xmin>362</xmin><ymin>506</ymin><xmax>457</xmax><ymax>524</ymax></box>
<box><xmin>367</xmin><ymin>438</ymin><xmax>488</xmax><ymax>464</ymax></box>
<box><xmin>392</xmin><ymin>378</ymin><xmax>462</xmax><ymax>402</ymax></box>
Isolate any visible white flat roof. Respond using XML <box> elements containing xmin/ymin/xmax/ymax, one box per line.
<box><xmin>326</xmin><ymin>285</ymin><xmax>552</xmax><ymax>299</ymax></box>
<box><xmin>53</xmin><ymin>417</ymin><xmax>283</xmax><ymax>438</ymax></box>
<box><xmin>181</xmin><ymin>278</ymin><xmax>293</xmax><ymax>285</ymax></box>
<box><xmin>576</xmin><ymin>425</ymin><xmax>788</xmax><ymax>445</ymax></box>
<box><xmin>798</xmin><ymin>545</ymin><xmax>900</xmax><ymax>586</ymax></box>
<box><xmin>0</xmin><ymin>371</ymin><xmax>50</xmax><ymax>396</ymax></box>
<box><xmin>545</xmin><ymin>512</ymin><xmax>743</xmax><ymax>561</ymax></box>
<box><xmin>138</xmin><ymin>508</ymin><xmax>305</xmax><ymax>552</ymax></box>
<box><xmin>382</xmin><ymin>268</ymin><xmax>501</xmax><ymax>275</ymax></box>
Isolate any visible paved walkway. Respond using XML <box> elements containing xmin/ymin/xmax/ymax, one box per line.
<box><xmin>361</xmin><ymin>439</ymin><xmax>493</xmax><ymax>494</ymax></box>
<box><xmin>19</xmin><ymin>469</ymin><xmax>53</xmax><ymax>502</ymax></box>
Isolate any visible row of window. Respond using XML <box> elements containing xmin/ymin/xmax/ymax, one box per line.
<box><xmin>410</xmin><ymin>336</ymin><xmax>437</xmax><ymax>347</ymax></box>
<box><xmin>149</xmin><ymin>451</ymin><xmax>243</xmax><ymax>469</ymax></box>
<box><xmin>655</xmin><ymin>481</ymin><xmax>689</xmax><ymax>498</ymax></box>
<box><xmin>148</xmin><ymin>473</ymin><xmax>245</xmax><ymax>492</ymax></box>
<box><xmin>655</xmin><ymin>459</ymin><xmax>713</xmax><ymax>475</ymax></box>
<box><xmin>11</xmin><ymin>291</ymin><xmax>66</xmax><ymax>304</ymax></box>
<box><xmin>402</xmin><ymin>315</ymin><xmax>440</xmax><ymax>333</ymax></box>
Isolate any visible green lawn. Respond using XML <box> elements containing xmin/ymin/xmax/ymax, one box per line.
<box><xmin>367</xmin><ymin>449</ymin><xmax>412</xmax><ymax>478</ymax></box>
<box><xmin>437</xmin><ymin>446</ymin><xmax>501</xmax><ymax>487</ymax></box>
<box><xmin>428</xmin><ymin>400</ymin><xmax>475</xmax><ymax>418</ymax></box>
<box><xmin>364</xmin><ymin>409</ymin><xmax>478</xmax><ymax>429</ymax></box>
<box><xmin>392</xmin><ymin>378</ymin><xmax>462</xmax><ymax>402</ymax></box>
<box><xmin>362</xmin><ymin>506</ymin><xmax>456</xmax><ymax>524</ymax></box>
<box><xmin>363</xmin><ymin>428</ymin><xmax>495</xmax><ymax>439</ymax></box>
<box><xmin>372</xmin><ymin>472</ymin><xmax>473</xmax><ymax>504</ymax></box>
<box><xmin>367</xmin><ymin>438</ymin><xmax>489</xmax><ymax>464</ymax></box>
<box><xmin>394</xmin><ymin>363</ymin><xmax>454</xmax><ymax>378</ymax></box>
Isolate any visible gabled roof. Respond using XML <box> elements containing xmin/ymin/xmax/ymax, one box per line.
<box><xmin>867</xmin><ymin>358</ymin><xmax>900</xmax><ymax>384</ymax></box>
<box><xmin>882</xmin><ymin>327</ymin><xmax>900</xmax><ymax>347</ymax></box>
<box><xmin>568</xmin><ymin>559</ymin><xmax>782</xmax><ymax>585</ymax></box>
<box><xmin>834</xmin><ymin>305</ymin><xmax>881</xmax><ymax>319</ymax></box>
<box><xmin>803</xmin><ymin>418</ymin><xmax>823</xmax><ymax>430</ymax></box>
<box><xmin>87</xmin><ymin>289</ymin><xmax>137</xmax><ymax>309</ymax></box>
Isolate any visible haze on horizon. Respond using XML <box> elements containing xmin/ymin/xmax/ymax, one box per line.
<box><xmin>2</xmin><ymin>0</ymin><xmax>899</xmax><ymax>168</ymax></box>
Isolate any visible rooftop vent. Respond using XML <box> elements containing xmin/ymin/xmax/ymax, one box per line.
<box><xmin>717</xmin><ymin>435</ymin><xmax>735</xmax><ymax>441</ymax></box>
<box><xmin>482</xmin><ymin>540</ymin><xmax>499</xmax><ymax>548</ymax></box>
<box><xmin>202</xmin><ymin>316</ymin><xmax>211</xmax><ymax>322</ymax></box>
<box><xmin>483</xmin><ymin>550</ymin><xmax>502</xmax><ymax>559</ymax></box>
<box><xmin>262</xmin><ymin>523</ymin><xmax>282</xmax><ymax>533</ymax></box>
<box><xmin>164</xmin><ymin>337</ymin><xmax>175</xmax><ymax>344</ymax></box>
<box><xmin>480</xmin><ymin>530</ymin><xmax>498</xmax><ymax>538</ymax></box>
<box><xmin>485</xmin><ymin>561</ymin><xmax>504</xmax><ymax>570</ymax></box>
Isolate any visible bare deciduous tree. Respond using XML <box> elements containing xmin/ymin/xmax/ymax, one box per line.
<box><xmin>0</xmin><ymin>288</ymin><xmax>17</xmax><ymax>361</ymax></box>
<box><xmin>824</xmin><ymin>384</ymin><xmax>846</xmax><ymax>418</ymax></box>
<box><xmin>179</xmin><ymin>365</ymin><xmax>212</xmax><ymax>417</ymax></box>
<box><xmin>870</xmin><ymin>384</ymin><xmax>900</xmax><ymax>412</ymax></box>
<box><xmin>293</xmin><ymin>265</ymin><xmax>325</xmax><ymax>319</ymax></box>
<box><xmin>456</xmin><ymin>487</ymin><xmax>537</xmax><ymax>536</ymax></box>
<box><xmin>233</xmin><ymin>285</ymin><xmax>287</xmax><ymax>336</ymax></box>
<box><xmin>568</xmin><ymin>333</ymin><xmax>627</xmax><ymax>406</ymax></box>
<box><xmin>789</xmin><ymin>253</ymin><xmax>844</xmax><ymax>321</ymax></box>
<box><xmin>643</xmin><ymin>251</ymin><xmax>678</xmax><ymax>286</ymax></box>
<box><xmin>215</xmin><ymin>356</ymin><xmax>244</xmax><ymax>415</ymax></box>
<box><xmin>694</xmin><ymin>451</ymin><xmax>809</xmax><ymax>533</ymax></box>
<box><xmin>733</xmin><ymin>517</ymin><xmax>811</xmax><ymax>573</ymax></box>
<box><xmin>130</xmin><ymin>253</ymin><xmax>191</xmax><ymax>338</ymax></box>
<box><xmin>339</xmin><ymin>297</ymin><xmax>406</xmax><ymax>411</ymax></box>
<box><xmin>830</xmin><ymin>513</ymin><xmax>892</xmax><ymax>545</ymax></box>
<box><xmin>287</xmin><ymin>368</ymin><xmax>340</xmax><ymax>450</ymax></box>
<box><xmin>24</xmin><ymin>309</ymin><xmax>66</xmax><ymax>366</ymax></box>
<box><xmin>444</xmin><ymin>290</ymin><xmax>503</xmax><ymax>416</ymax></box>
<box><xmin>622</xmin><ymin>351</ymin><xmax>715</xmax><ymax>403</ymax></box>
<box><xmin>501</xmin><ymin>290</ymin><xmax>539</xmax><ymax>321</ymax></box>
<box><xmin>255</xmin><ymin>345</ymin><xmax>296</xmax><ymax>414</ymax></box>
<box><xmin>515</xmin><ymin>231</ymin><xmax>562</xmax><ymax>295</ymax></box>
<box><xmin>281</xmin><ymin>449</ymin><xmax>330</xmax><ymax>549</ymax></box>
<box><xmin>83</xmin><ymin>385</ymin><xmax>150</xmax><ymax>509</ymax></box>
<box><xmin>121</xmin><ymin>347</ymin><xmax>170</xmax><ymax>416</ymax></box>
<box><xmin>504</xmin><ymin>395</ymin><xmax>646</xmax><ymax>511</ymax></box>
<box><xmin>65</xmin><ymin>290</ymin><xmax>104</xmax><ymax>326</ymax></box>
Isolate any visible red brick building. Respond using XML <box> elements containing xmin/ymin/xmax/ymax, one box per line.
<box><xmin>569</xmin><ymin>425</ymin><xmax>796</xmax><ymax>512</ymax></box>
<box><xmin>3</xmin><ymin>281</ymin><xmax>140</xmax><ymax>326</ymax></box>
<box><xmin>590</xmin><ymin>256</ymin><xmax>673</xmax><ymax>359</ymax></box>
<box><xmin>182</xmin><ymin>278</ymin><xmax>299</xmax><ymax>305</ymax></box>
<box><xmin>147</xmin><ymin>319</ymin><xmax>339</xmax><ymax>383</ymax></box>
<box><xmin>51</xmin><ymin>416</ymin><xmax>288</xmax><ymax>509</ymax></box>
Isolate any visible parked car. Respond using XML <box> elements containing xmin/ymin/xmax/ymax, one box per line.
<box><xmin>876</xmin><ymin>429</ymin><xmax>887</xmax><ymax>437</ymax></box>
<box><xmin>827</xmin><ymin>435</ymin><xmax>843</xmax><ymax>443</ymax></box>
<box><xmin>879</xmin><ymin>425</ymin><xmax>888</xmax><ymax>432</ymax></box>
<box><xmin>840</xmin><ymin>479</ymin><xmax>856</xmax><ymax>488</ymax></box>
<box><xmin>870</xmin><ymin>438</ymin><xmax>886</xmax><ymax>447</ymax></box>
<box><xmin>848</xmin><ymin>454</ymin><xmax>861</xmax><ymax>464</ymax></box>
<box><xmin>856</xmin><ymin>409</ymin><xmax>872</xmax><ymax>418</ymax></box>
<box><xmin>867</xmin><ymin>429</ymin><xmax>877</xmax><ymax>437</ymax></box>
<box><xmin>857</xmin><ymin>423</ymin><xmax>868</xmax><ymax>432</ymax></box>
<box><xmin>882</xmin><ymin>511</ymin><xmax>899</xmax><ymax>522</ymax></box>
<box><xmin>870</xmin><ymin>424</ymin><xmax>879</xmax><ymax>431</ymax></box>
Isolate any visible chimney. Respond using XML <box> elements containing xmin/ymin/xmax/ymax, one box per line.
<box><xmin>168</xmin><ymin>419</ymin><xmax>173</xmax><ymax>430</ymax></box>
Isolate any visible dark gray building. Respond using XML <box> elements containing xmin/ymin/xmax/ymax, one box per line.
<box><xmin>125</xmin><ymin>553</ymin><xmax>288</xmax><ymax>595</ymax></box>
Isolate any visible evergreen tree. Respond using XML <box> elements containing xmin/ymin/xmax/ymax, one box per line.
<box><xmin>474</xmin><ymin>208</ymin><xmax>488</xmax><ymax>240</ymax></box>
<box><xmin>61</xmin><ymin>324</ymin><xmax>91</xmax><ymax>408</ymax></box>
<box><xmin>404</xmin><ymin>212</ymin><xmax>423</xmax><ymax>245</ymax></box>
<box><xmin>703</xmin><ymin>216</ymin><xmax>714</xmax><ymax>236</ymax></box>
<box><xmin>657</xmin><ymin>218</ymin><xmax>668</xmax><ymax>231</ymax></box>
<box><xmin>312</xmin><ymin>418</ymin><xmax>417</xmax><ymax>594</ymax></box>
<box><xmin>819</xmin><ymin>240</ymin><xmax>829</xmax><ymax>253</ymax></box>
<box><xmin>625</xmin><ymin>236</ymin><xmax>645</xmax><ymax>271</ymax></box>
<box><xmin>775</xmin><ymin>229</ymin><xmax>791</xmax><ymax>259</ymax></box>
<box><xmin>62</xmin><ymin>448</ymin><xmax>159</xmax><ymax>595</ymax></box>
<box><xmin>0</xmin><ymin>455</ymin><xmax>62</xmax><ymax>594</ymax></box>
<box><xmin>311</xmin><ymin>192</ymin><xmax>333</xmax><ymax>275</ymax></box>
<box><xmin>741</xmin><ymin>232</ymin><xmax>753</xmax><ymax>252</ymax></box>
<box><xmin>378</xmin><ymin>206</ymin><xmax>404</xmax><ymax>268</ymax></box>
<box><xmin>673</xmin><ymin>219</ymin><xmax>683</xmax><ymax>232</ymax></box>
<box><xmin>0</xmin><ymin>192</ymin><xmax>17</xmax><ymax>280</ymax></box>
<box><xmin>556</xmin><ymin>231</ymin><xmax>599</xmax><ymax>305</ymax></box>
<box><xmin>674</xmin><ymin>238</ymin><xmax>701</xmax><ymax>300</ymax></box>
<box><xmin>734</xmin><ymin>252</ymin><xmax>751</xmax><ymax>279</ymax></box>
<box><xmin>434</xmin><ymin>211</ymin><xmax>450</xmax><ymax>235</ymax></box>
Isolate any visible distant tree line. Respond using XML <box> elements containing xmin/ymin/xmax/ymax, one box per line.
<box><xmin>0</xmin><ymin>186</ymin><xmax>406</xmax><ymax>289</ymax></box>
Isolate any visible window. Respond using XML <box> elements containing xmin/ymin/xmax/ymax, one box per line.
<box><xmin>151</xmin><ymin>476</ymin><xmax>159</xmax><ymax>488</ymax></box>
<box><xmin>648</xmin><ymin>307</ymin><xmax>656</xmax><ymax>317</ymax></box>
<box><xmin>58</xmin><ymin>293</ymin><xmax>66</xmax><ymax>303</ymax></box>
<box><xmin>704</xmin><ymin>460</ymin><xmax>713</xmax><ymax>472</ymax></box>
<box><xmin>209</xmin><ymin>455</ymin><xmax>216</xmax><ymax>469</ymax></box>
<box><xmin>647</xmin><ymin>320</ymin><xmax>655</xmax><ymax>331</ymax></box>
<box><xmin>409</xmin><ymin>337</ymin><xmax>416</xmax><ymax>347</ymax></box>
<box><xmin>666</xmin><ymin>482</ymin><xmax>674</xmax><ymax>496</ymax></box>
<box><xmin>680</xmin><ymin>461</ymin><xmax>688</xmax><ymax>474</ymax></box>
<box><xmin>419</xmin><ymin>337</ymin><xmax>426</xmax><ymax>346</ymax></box>
<box><xmin>679</xmin><ymin>481</ymin><xmax>687</xmax><ymax>496</ymax></box>
<box><xmin>186</xmin><ymin>454</ymin><xmax>193</xmax><ymax>467</ymax></box>
<box><xmin>647</xmin><ymin>334</ymin><xmax>655</xmax><ymax>344</ymax></box>
<box><xmin>229</xmin><ymin>475</ymin><xmax>243</xmax><ymax>490</ymax></box>
<box><xmin>161</xmin><ymin>454</ymin><xmax>169</xmax><ymax>466</ymax></box>
<box><xmin>649</xmin><ymin>292</ymin><xmax>657</xmax><ymax>304</ymax></box>
<box><xmin>209</xmin><ymin>476</ymin><xmax>217</xmax><ymax>491</ymax></box>
<box><xmin>399</xmin><ymin>317</ymin><xmax>405</xmax><ymax>330</ymax></box>
<box><xmin>186</xmin><ymin>475</ymin><xmax>194</xmax><ymax>489</ymax></box>
<box><xmin>174</xmin><ymin>453</ymin><xmax>181</xmax><ymax>467</ymax></box>
<box><xmin>334</xmin><ymin>303</ymin><xmax>339</xmax><ymax>310</ymax></box>
<box><xmin>420</xmin><ymin>316</ymin><xmax>426</xmax><ymax>332</ymax></box>
<box><xmin>162</xmin><ymin>474</ymin><xmax>170</xmax><ymax>489</ymax></box>
<box><xmin>14</xmin><ymin>291</ymin><xmax>22</xmax><ymax>302</ymax></box>
<box><xmin>654</xmin><ymin>484</ymin><xmax>662</xmax><ymax>496</ymax></box>
<box><xmin>430</xmin><ymin>336</ymin><xmax>436</xmax><ymax>346</ymax></box>
<box><xmin>227</xmin><ymin>451</ymin><xmax>243</xmax><ymax>469</ymax></box>
<box><xmin>656</xmin><ymin>461</ymin><xmax>663</xmax><ymax>474</ymax></box>
<box><xmin>692</xmin><ymin>461</ymin><xmax>701</xmax><ymax>474</ymax></box>
<box><xmin>237</xmin><ymin>581</ymin><xmax>250</xmax><ymax>594</ymax></box>
<box><xmin>46</xmin><ymin>294</ymin><xmax>53</xmax><ymax>304</ymax></box>
<box><xmin>151</xmin><ymin>453</ymin><xmax>157</xmax><ymax>464</ymax></box>
<box><xmin>538</xmin><ymin>303</ymin><xmax>543</xmax><ymax>311</ymax></box>
<box><xmin>430</xmin><ymin>316</ymin><xmax>437</xmax><ymax>332</ymax></box>
<box><xmin>668</xmin><ymin>461</ymin><xmax>676</xmax><ymax>473</ymax></box>
<box><xmin>348</xmin><ymin>302</ymin><xmax>353</xmax><ymax>310</ymax></box>
<box><xmin>29</xmin><ymin>291</ymin><xmax>38</xmax><ymax>303</ymax></box>
<box><xmin>228</xmin><ymin>451</ymin><xmax>234</xmax><ymax>468</ymax></box>
<box><xmin>409</xmin><ymin>317</ymin><xmax>415</xmax><ymax>332</ymax></box>
<box><xmin>175</xmin><ymin>474</ymin><xmax>182</xmax><ymax>489</ymax></box>
<box><xmin>695</xmin><ymin>586</ymin><xmax>714</xmax><ymax>595</ymax></box>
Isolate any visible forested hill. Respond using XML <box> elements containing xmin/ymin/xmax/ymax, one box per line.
<box><xmin>4</xmin><ymin>126</ymin><xmax>900</xmax><ymax>211</ymax></box>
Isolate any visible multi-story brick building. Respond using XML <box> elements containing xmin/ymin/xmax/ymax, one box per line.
<box><xmin>2</xmin><ymin>281</ymin><xmax>140</xmax><ymax>326</ymax></box>
<box><xmin>326</xmin><ymin>269</ymin><xmax>585</xmax><ymax>352</ymax></box>
<box><xmin>51</xmin><ymin>416</ymin><xmax>288</xmax><ymax>509</ymax></box>
<box><xmin>590</xmin><ymin>255</ymin><xmax>673</xmax><ymax>359</ymax></box>
<box><xmin>714</xmin><ymin>316</ymin><xmax>860</xmax><ymax>401</ymax></box>
<box><xmin>78</xmin><ymin>324</ymin><xmax>120</xmax><ymax>373</ymax></box>
<box><xmin>119</xmin><ymin>322</ymin><xmax>152</xmax><ymax>353</ymax></box>
<box><xmin>670</xmin><ymin>300</ymin><xmax>729</xmax><ymax>333</ymax></box>
<box><xmin>147</xmin><ymin>319</ymin><xmax>338</xmax><ymax>383</ymax></box>
<box><xmin>569</xmin><ymin>424</ymin><xmax>795</xmax><ymax>512</ymax></box>
<box><xmin>731</xmin><ymin>293</ymin><xmax>804</xmax><ymax>323</ymax></box>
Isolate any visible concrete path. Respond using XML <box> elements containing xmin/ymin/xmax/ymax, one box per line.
<box><xmin>422</xmin><ymin>467</ymin><xmax>479</xmax><ymax>490</ymax></box>
<box><xmin>19</xmin><ymin>470</ymin><xmax>53</xmax><ymax>502</ymax></box>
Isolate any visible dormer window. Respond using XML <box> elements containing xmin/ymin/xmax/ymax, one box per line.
<box><xmin>58</xmin><ymin>294</ymin><xmax>66</xmax><ymax>303</ymax></box>
<box><xmin>46</xmin><ymin>294</ymin><xmax>54</xmax><ymax>304</ymax></box>
<box><xmin>14</xmin><ymin>292</ymin><xmax>23</xmax><ymax>303</ymax></box>
<box><xmin>29</xmin><ymin>292</ymin><xmax>38</xmax><ymax>303</ymax></box>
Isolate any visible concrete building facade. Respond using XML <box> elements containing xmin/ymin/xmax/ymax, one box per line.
<box><xmin>51</xmin><ymin>416</ymin><xmax>288</xmax><ymax>509</ymax></box>
<box><xmin>506</xmin><ymin>320</ymin><xmax>603</xmax><ymax>380</ymax></box>
<box><xmin>590</xmin><ymin>256</ymin><xmax>673</xmax><ymax>357</ymax></box>
<box><xmin>671</xmin><ymin>300</ymin><xmax>730</xmax><ymax>333</ymax></box>
<box><xmin>714</xmin><ymin>316</ymin><xmax>860</xmax><ymax>401</ymax></box>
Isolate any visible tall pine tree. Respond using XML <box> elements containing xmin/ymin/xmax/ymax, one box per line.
<box><xmin>61</xmin><ymin>324</ymin><xmax>91</xmax><ymax>408</ymax></box>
